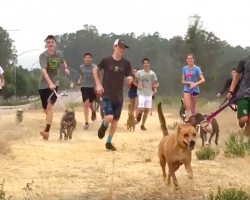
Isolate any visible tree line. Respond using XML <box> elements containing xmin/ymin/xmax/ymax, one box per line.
<box><xmin>1</xmin><ymin>15</ymin><xmax>249</xmax><ymax>102</ymax></box>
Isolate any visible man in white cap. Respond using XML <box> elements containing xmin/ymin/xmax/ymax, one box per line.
<box><xmin>93</xmin><ymin>39</ymin><xmax>132</xmax><ymax>151</ymax></box>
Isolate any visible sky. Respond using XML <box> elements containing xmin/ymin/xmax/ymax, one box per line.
<box><xmin>1</xmin><ymin>0</ymin><xmax>250</xmax><ymax>70</ymax></box>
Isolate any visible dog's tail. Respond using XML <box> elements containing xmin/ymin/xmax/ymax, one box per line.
<box><xmin>158</xmin><ymin>102</ymin><xmax>169</xmax><ymax>137</ymax></box>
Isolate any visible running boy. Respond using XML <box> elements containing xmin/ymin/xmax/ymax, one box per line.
<box><xmin>39</xmin><ymin>35</ymin><xmax>69</xmax><ymax>140</ymax></box>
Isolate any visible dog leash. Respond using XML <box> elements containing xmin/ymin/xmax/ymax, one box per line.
<box><xmin>219</xmin><ymin>97</ymin><xmax>237</xmax><ymax>112</ymax></box>
<box><xmin>205</xmin><ymin>87</ymin><xmax>250</xmax><ymax>123</ymax></box>
<box><xmin>47</xmin><ymin>89</ymin><xmax>66</xmax><ymax>111</ymax></box>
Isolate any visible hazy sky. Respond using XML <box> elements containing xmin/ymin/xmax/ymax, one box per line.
<box><xmin>1</xmin><ymin>0</ymin><xmax>249</xmax><ymax>69</ymax></box>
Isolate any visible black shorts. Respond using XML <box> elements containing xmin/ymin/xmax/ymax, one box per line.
<box><xmin>184</xmin><ymin>91</ymin><xmax>199</xmax><ymax>96</ymax></box>
<box><xmin>81</xmin><ymin>87</ymin><xmax>96</xmax><ymax>103</ymax></box>
<box><xmin>39</xmin><ymin>86</ymin><xmax>58</xmax><ymax>109</ymax></box>
<box><xmin>103</xmin><ymin>98</ymin><xmax>123</xmax><ymax>120</ymax></box>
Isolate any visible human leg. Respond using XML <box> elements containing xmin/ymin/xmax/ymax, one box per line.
<box><xmin>191</xmin><ymin>93</ymin><xmax>199</xmax><ymax>114</ymax></box>
<box><xmin>39</xmin><ymin>87</ymin><xmax>58</xmax><ymax>140</ymax></box>
<box><xmin>141</xmin><ymin>96</ymin><xmax>152</xmax><ymax>130</ymax></box>
<box><xmin>105</xmin><ymin>102</ymin><xmax>123</xmax><ymax>151</ymax></box>
<box><xmin>81</xmin><ymin>87</ymin><xmax>90</xmax><ymax>129</ymax></box>
<box><xmin>136</xmin><ymin>95</ymin><xmax>146</xmax><ymax>123</ymax></box>
<box><xmin>184</xmin><ymin>92</ymin><xmax>192</xmax><ymax>120</ymax></box>
<box><xmin>98</xmin><ymin>98</ymin><xmax>114</xmax><ymax>139</ymax></box>
<box><xmin>237</xmin><ymin>97</ymin><xmax>250</xmax><ymax>143</ymax></box>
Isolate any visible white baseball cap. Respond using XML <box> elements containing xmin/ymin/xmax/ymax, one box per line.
<box><xmin>113</xmin><ymin>39</ymin><xmax>129</xmax><ymax>49</ymax></box>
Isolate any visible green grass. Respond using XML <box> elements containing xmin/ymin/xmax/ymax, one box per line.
<box><xmin>196</xmin><ymin>146</ymin><xmax>220</xmax><ymax>160</ymax></box>
<box><xmin>224</xmin><ymin>131</ymin><xmax>250</xmax><ymax>158</ymax></box>
<box><xmin>204</xmin><ymin>186</ymin><xmax>250</xmax><ymax>200</ymax></box>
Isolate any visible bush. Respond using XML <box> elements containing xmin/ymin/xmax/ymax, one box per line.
<box><xmin>224</xmin><ymin>131</ymin><xmax>250</xmax><ymax>158</ymax></box>
<box><xmin>204</xmin><ymin>186</ymin><xmax>250</xmax><ymax>200</ymax></box>
<box><xmin>196</xmin><ymin>146</ymin><xmax>219</xmax><ymax>160</ymax></box>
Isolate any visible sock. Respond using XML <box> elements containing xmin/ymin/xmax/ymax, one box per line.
<box><xmin>44</xmin><ymin>124</ymin><xmax>51</xmax><ymax>132</ymax></box>
<box><xmin>107</xmin><ymin>136</ymin><xmax>113</xmax><ymax>143</ymax></box>
<box><xmin>103</xmin><ymin>122</ymin><xmax>109</xmax><ymax>128</ymax></box>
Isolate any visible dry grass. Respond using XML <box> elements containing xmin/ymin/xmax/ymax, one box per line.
<box><xmin>0</xmin><ymin>103</ymin><xmax>250</xmax><ymax>199</ymax></box>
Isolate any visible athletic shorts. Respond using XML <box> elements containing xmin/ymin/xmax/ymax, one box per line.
<box><xmin>128</xmin><ymin>90</ymin><xmax>138</xmax><ymax>99</ymax></box>
<box><xmin>138</xmin><ymin>95</ymin><xmax>152</xmax><ymax>109</ymax></box>
<box><xmin>102</xmin><ymin>98</ymin><xmax>123</xmax><ymax>120</ymax></box>
<box><xmin>39</xmin><ymin>86</ymin><xmax>58</xmax><ymax>109</ymax></box>
<box><xmin>237</xmin><ymin>97</ymin><xmax>250</xmax><ymax>119</ymax></box>
<box><xmin>184</xmin><ymin>91</ymin><xmax>199</xmax><ymax>96</ymax></box>
<box><xmin>81</xmin><ymin>87</ymin><xmax>96</xmax><ymax>103</ymax></box>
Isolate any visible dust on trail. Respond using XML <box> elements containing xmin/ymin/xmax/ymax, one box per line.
<box><xmin>0</xmin><ymin>105</ymin><xmax>250</xmax><ymax>200</ymax></box>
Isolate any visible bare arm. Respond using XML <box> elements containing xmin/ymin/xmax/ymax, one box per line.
<box><xmin>41</xmin><ymin>68</ymin><xmax>54</xmax><ymax>85</ymax></box>
<box><xmin>62</xmin><ymin>60</ymin><xmax>68</xmax><ymax>69</ymax></box>
<box><xmin>196</xmin><ymin>74</ymin><xmax>205</xmax><ymax>85</ymax></box>
<box><xmin>40</xmin><ymin>54</ymin><xmax>53</xmax><ymax>85</ymax></box>
<box><xmin>182</xmin><ymin>74</ymin><xmax>193</xmax><ymax>85</ymax></box>
<box><xmin>229</xmin><ymin>73</ymin><xmax>240</xmax><ymax>93</ymax></box>
<box><xmin>93</xmin><ymin>67</ymin><xmax>101</xmax><ymax>86</ymax></box>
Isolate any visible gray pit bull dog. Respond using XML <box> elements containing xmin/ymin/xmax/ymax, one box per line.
<box><xmin>185</xmin><ymin>112</ymin><xmax>219</xmax><ymax>146</ymax></box>
<box><xmin>59</xmin><ymin>107</ymin><xmax>77</xmax><ymax>140</ymax></box>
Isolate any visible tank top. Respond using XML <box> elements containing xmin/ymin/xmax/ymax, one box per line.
<box><xmin>129</xmin><ymin>83</ymin><xmax>137</xmax><ymax>92</ymax></box>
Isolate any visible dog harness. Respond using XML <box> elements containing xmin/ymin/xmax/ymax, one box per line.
<box><xmin>200</xmin><ymin>114</ymin><xmax>213</xmax><ymax>133</ymax></box>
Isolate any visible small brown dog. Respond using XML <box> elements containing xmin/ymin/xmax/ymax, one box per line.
<box><xmin>157</xmin><ymin>102</ymin><xmax>197</xmax><ymax>189</ymax></box>
<box><xmin>16</xmin><ymin>109</ymin><xmax>24</xmax><ymax>125</ymax></box>
<box><xmin>127</xmin><ymin>104</ymin><xmax>136</xmax><ymax>132</ymax></box>
<box><xmin>59</xmin><ymin>107</ymin><xmax>77</xmax><ymax>140</ymax></box>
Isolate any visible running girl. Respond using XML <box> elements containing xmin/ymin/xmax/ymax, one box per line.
<box><xmin>182</xmin><ymin>54</ymin><xmax>205</xmax><ymax>120</ymax></box>
<box><xmin>128</xmin><ymin>68</ymin><xmax>139</xmax><ymax>118</ymax></box>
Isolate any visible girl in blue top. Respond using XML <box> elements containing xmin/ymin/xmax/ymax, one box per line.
<box><xmin>182</xmin><ymin>54</ymin><xmax>205</xmax><ymax>120</ymax></box>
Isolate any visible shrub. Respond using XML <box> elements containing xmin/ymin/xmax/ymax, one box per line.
<box><xmin>196</xmin><ymin>146</ymin><xmax>219</xmax><ymax>160</ymax></box>
<box><xmin>204</xmin><ymin>186</ymin><xmax>250</xmax><ymax>200</ymax></box>
<box><xmin>224</xmin><ymin>131</ymin><xmax>250</xmax><ymax>158</ymax></box>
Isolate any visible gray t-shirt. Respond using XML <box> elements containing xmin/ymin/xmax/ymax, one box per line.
<box><xmin>79</xmin><ymin>63</ymin><xmax>97</xmax><ymax>88</ymax></box>
<box><xmin>39</xmin><ymin>50</ymin><xmax>64</xmax><ymax>89</ymax></box>
<box><xmin>136</xmin><ymin>69</ymin><xmax>157</xmax><ymax>96</ymax></box>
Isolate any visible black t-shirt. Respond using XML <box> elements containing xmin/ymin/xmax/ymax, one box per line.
<box><xmin>236</xmin><ymin>56</ymin><xmax>250</xmax><ymax>97</ymax></box>
<box><xmin>98</xmin><ymin>56</ymin><xmax>132</xmax><ymax>103</ymax></box>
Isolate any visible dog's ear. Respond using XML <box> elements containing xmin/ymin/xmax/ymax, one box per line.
<box><xmin>186</xmin><ymin>115</ymin><xmax>197</xmax><ymax>128</ymax></box>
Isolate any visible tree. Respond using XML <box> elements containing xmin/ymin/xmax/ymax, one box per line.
<box><xmin>1</xmin><ymin>14</ymin><xmax>250</xmax><ymax>102</ymax></box>
<box><xmin>0</xmin><ymin>27</ymin><xmax>17</xmax><ymax>69</ymax></box>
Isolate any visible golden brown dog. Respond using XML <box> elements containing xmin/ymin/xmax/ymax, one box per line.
<box><xmin>157</xmin><ymin>102</ymin><xmax>197</xmax><ymax>189</ymax></box>
<box><xmin>16</xmin><ymin>109</ymin><xmax>24</xmax><ymax>125</ymax></box>
<box><xmin>126</xmin><ymin>104</ymin><xmax>136</xmax><ymax>132</ymax></box>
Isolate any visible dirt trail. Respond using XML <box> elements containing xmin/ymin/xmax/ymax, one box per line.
<box><xmin>0</xmin><ymin>106</ymin><xmax>250</xmax><ymax>200</ymax></box>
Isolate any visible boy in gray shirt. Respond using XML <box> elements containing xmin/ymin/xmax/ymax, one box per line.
<box><xmin>39</xmin><ymin>35</ymin><xmax>69</xmax><ymax>140</ymax></box>
<box><xmin>78</xmin><ymin>52</ymin><xmax>97</xmax><ymax>130</ymax></box>
<box><xmin>136</xmin><ymin>58</ymin><xmax>159</xmax><ymax>130</ymax></box>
